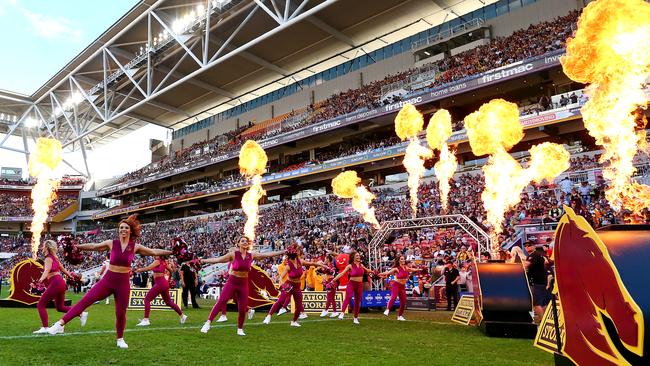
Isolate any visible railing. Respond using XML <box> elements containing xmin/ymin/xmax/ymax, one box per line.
<box><xmin>411</xmin><ymin>18</ymin><xmax>485</xmax><ymax>50</ymax></box>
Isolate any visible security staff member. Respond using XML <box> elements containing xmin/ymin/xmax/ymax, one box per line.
<box><xmin>180</xmin><ymin>261</ymin><xmax>200</xmax><ymax>309</ymax></box>
<box><xmin>443</xmin><ymin>261</ymin><xmax>460</xmax><ymax>311</ymax></box>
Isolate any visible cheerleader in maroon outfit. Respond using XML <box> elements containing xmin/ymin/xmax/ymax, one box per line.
<box><xmin>379</xmin><ymin>254</ymin><xmax>420</xmax><ymax>321</ymax></box>
<box><xmin>331</xmin><ymin>250</ymin><xmax>373</xmax><ymax>325</ymax></box>
<box><xmin>135</xmin><ymin>255</ymin><xmax>186</xmax><ymax>326</ymax></box>
<box><xmin>33</xmin><ymin>240</ymin><xmax>80</xmax><ymax>334</ymax></box>
<box><xmin>200</xmin><ymin>236</ymin><xmax>284</xmax><ymax>336</ymax></box>
<box><xmin>47</xmin><ymin>215</ymin><xmax>171</xmax><ymax>349</ymax></box>
<box><xmin>319</xmin><ymin>254</ymin><xmax>339</xmax><ymax>318</ymax></box>
<box><xmin>262</xmin><ymin>244</ymin><xmax>325</xmax><ymax>327</ymax></box>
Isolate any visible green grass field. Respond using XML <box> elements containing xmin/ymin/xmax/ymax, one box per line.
<box><xmin>0</xmin><ymin>287</ymin><xmax>552</xmax><ymax>365</ymax></box>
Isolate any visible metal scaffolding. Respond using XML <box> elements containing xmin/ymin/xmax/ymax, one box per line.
<box><xmin>367</xmin><ymin>215</ymin><xmax>490</xmax><ymax>290</ymax></box>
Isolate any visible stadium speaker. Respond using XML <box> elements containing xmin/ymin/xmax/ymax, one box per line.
<box><xmin>473</xmin><ymin>262</ymin><xmax>537</xmax><ymax>338</ymax></box>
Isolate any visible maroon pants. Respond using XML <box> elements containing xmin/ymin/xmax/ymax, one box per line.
<box><xmin>62</xmin><ymin>271</ymin><xmax>130</xmax><ymax>338</ymax></box>
<box><xmin>387</xmin><ymin>281</ymin><xmax>407</xmax><ymax>316</ymax></box>
<box><xmin>144</xmin><ymin>277</ymin><xmax>182</xmax><ymax>318</ymax></box>
<box><xmin>325</xmin><ymin>284</ymin><xmax>338</xmax><ymax>312</ymax></box>
<box><xmin>37</xmin><ymin>275</ymin><xmax>71</xmax><ymax>327</ymax></box>
<box><xmin>341</xmin><ymin>280</ymin><xmax>363</xmax><ymax>318</ymax></box>
<box><xmin>269</xmin><ymin>282</ymin><xmax>303</xmax><ymax>321</ymax></box>
<box><xmin>208</xmin><ymin>276</ymin><xmax>248</xmax><ymax>328</ymax></box>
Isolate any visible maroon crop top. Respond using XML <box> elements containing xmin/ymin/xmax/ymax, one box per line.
<box><xmin>287</xmin><ymin>259</ymin><xmax>304</xmax><ymax>280</ymax></box>
<box><xmin>46</xmin><ymin>254</ymin><xmax>61</xmax><ymax>273</ymax></box>
<box><xmin>109</xmin><ymin>239</ymin><xmax>135</xmax><ymax>267</ymax></box>
<box><xmin>396</xmin><ymin>266</ymin><xmax>409</xmax><ymax>280</ymax></box>
<box><xmin>152</xmin><ymin>258</ymin><xmax>167</xmax><ymax>273</ymax></box>
<box><xmin>231</xmin><ymin>251</ymin><xmax>253</xmax><ymax>272</ymax></box>
<box><xmin>349</xmin><ymin>263</ymin><xmax>365</xmax><ymax>277</ymax></box>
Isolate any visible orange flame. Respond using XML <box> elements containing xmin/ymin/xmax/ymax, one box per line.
<box><xmin>395</xmin><ymin>104</ymin><xmax>433</xmax><ymax>218</ymax></box>
<box><xmin>426</xmin><ymin>109</ymin><xmax>458</xmax><ymax>213</ymax></box>
<box><xmin>28</xmin><ymin>138</ymin><xmax>62</xmax><ymax>259</ymax></box>
<box><xmin>238</xmin><ymin>140</ymin><xmax>268</xmax><ymax>241</ymax></box>
<box><xmin>331</xmin><ymin>171</ymin><xmax>380</xmax><ymax>229</ymax></box>
<box><xmin>561</xmin><ymin>0</ymin><xmax>650</xmax><ymax>214</ymax></box>
<box><xmin>465</xmin><ymin>100</ymin><xmax>569</xmax><ymax>253</ymax></box>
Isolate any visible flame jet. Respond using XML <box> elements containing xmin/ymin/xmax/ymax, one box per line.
<box><xmin>395</xmin><ymin>104</ymin><xmax>433</xmax><ymax>218</ymax></box>
<box><xmin>238</xmin><ymin>140</ymin><xmax>268</xmax><ymax>242</ymax></box>
<box><xmin>426</xmin><ymin>109</ymin><xmax>458</xmax><ymax>213</ymax></box>
<box><xmin>331</xmin><ymin>171</ymin><xmax>380</xmax><ymax>229</ymax></box>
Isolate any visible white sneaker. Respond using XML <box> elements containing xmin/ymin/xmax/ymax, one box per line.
<box><xmin>262</xmin><ymin>315</ymin><xmax>271</xmax><ymax>324</ymax></box>
<box><xmin>200</xmin><ymin>321</ymin><xmax>211</xmax><ymax>333</ymax></box>
<box><xmin>216</xmin><ymin>315</ymin><xmax>228</xmax><ymax>323</ymax></box>
<box><xmin>353</xmin><ymin>318</ymin><xmax>360</xmax><ymax>325</ymax></box>
<box><xmin>116</xmin><ymin>338</ymin><xmax>128</xmax><ymax>349</ymax></box>
<box><xmin>298</xmin><ymin>312</ymin><xmax>308</xmax><ymax>320</ymax></box>
<box><xmin>320</xmin><ymin>310</ymin><xmax>329</xmax><ymax>317</ymax></box>
<box><xmin>290</xmin><ymin>321</ymin><xmax>301</xmax><ymax>327</ymax></box>
<box><xmin>383</xmin><ymin>309</ymin><xmax>390</xmax><ymax>316</ymax></box>
<box><xmin>338</xmin><ymin>312</ymin><xmax>345</xmax><ymax>320</ymax></box>
<box><xmin>237</xmin><ymin>328</ymin><xmax>246</xmax><ymax>336</ymax></box>
<box><xmin>33</xmin><ymin>327</ymin><xmax>49</xmax><ymax>334</ymax></box>
<box><xmin>80</xmin><ymin>312</ymin><xmax>89</xmax><ymax>327</ymax></box>
<box><xmin>248</xmin><ymin>308</ymin><xmax>255</xmax><ymax>320</ymax></box>
<box><xmin>105</xmin><ymin>298</ymin><xmax>110</xmax><ymax>305</ymax></box>
<box><xmin>136</xmin><ymin>318</ymin><xmax>150</xmax><ymax>327</ymax></box>
<box><xmin>277</xmin><ymin>308</ymin><xmax>287</xmax><ymax>316</ymax></box>
<box><xmin>397</xmin><ymin>316</ymin><xmax>406</xmax><ymax>321</ymax></box>
<box><xmin>180</xmin><ymin>314</ymin><xmax>188</xmax><ymax>324</ymax></box>
<box><xmin>329</xmin><ymin>312</ymin><xmax>339</xmax><ymax>318</ymax></box>
<box><xmin>47</xmin><ymin>321</ymin><xmax>64</xmax><ymax>335</ymax></box>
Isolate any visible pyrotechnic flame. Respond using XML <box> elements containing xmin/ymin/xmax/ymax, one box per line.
<box><xmin>331</xmin><ymin>171</ymin><xmax>380</xmax><ymax>229</ymax></box>
<box><xmin>426</xmin><ymin>109</ymin><xmax>458</xmax><ymax>213</ymax></box>
<box><xmin>28</xmin><ymin>138</ymin><xmax>62</xmax><ymax>259</ymax></box>
<box><xmin>561</xmin><ymin>0</ymin><xmax>650</xmax><ymax>216</ymax></box>
<box><xmin>395</xmin><ymin>104</ymin><xmax>433</xmax><ymax>218</ymax></box>
<box><xmin>465</xmin><ymin>100</ymin><xmax>569</xmax><ymax>254</ymax></box>
<box><xmin>238</xmin><ymin>140</ymin><xmax>268</xmax><ymax>241</ymax></box>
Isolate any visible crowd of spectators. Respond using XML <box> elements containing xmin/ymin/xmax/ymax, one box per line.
<box><xmin>102</xmin><ymin>11</ymin><xmax>580</xmax><ymax>190</ymax></box>
<box><xmin>0</xmin><ymin>192</ymin><xmax>78</xmax><ymax>218</ymax></box>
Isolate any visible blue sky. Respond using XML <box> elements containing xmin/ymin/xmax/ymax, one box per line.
<box><xmin>0</xmin><ymin>0</ymin><xmax>170</xmax><ymax>181</ymax></box>
<box><xmin>0</xmin><ymin>0</ymin><xmax>139</xmax><ymax>95</ymax></box>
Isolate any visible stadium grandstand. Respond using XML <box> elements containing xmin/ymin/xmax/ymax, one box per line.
<box><xmin>2</xmin><ymin>0</ymin><xmax>649</xmax><ymax>278</ymax></box>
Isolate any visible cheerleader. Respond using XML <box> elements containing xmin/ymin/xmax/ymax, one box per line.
<box><xmin>135</xmin><ymin>255</ymin><xmax>186</xmax><ymax>326</ymax></box>
<box><xmin>331</xmin><ymin>250</ymin><xmax>373</xmax><ymax>324</ymax></box>
<box><xmin>48</xmin><ymin>215</ymin><xmax>171</xmax><ymax>349</ymax></box>
<box><xmin>200</xmin><ymin>236</ymin><xmax>284</xmax><ymax>336</ymax></box>
<box><xmin>33</xmin><ymin>240</ymin><xmax>83</xmax><ymax>334</ymax></box>
<box><xmin>379</xmin><ymin>254</ymin><xmax>421</xmax><ymax>321</ymax></box>
<box><xmin>319</xmin><ymin>254</ymin><xmax>339</xmax><ymax>318</ymax></box>
<box><xmin>262</xmin><ymin>244</ymin><xmax>325</xmax><ymax>327</ymax></box>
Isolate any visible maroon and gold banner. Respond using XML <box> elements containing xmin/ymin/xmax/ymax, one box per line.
<box><xmin>247</xmin><ymin>264</ymin><xmax>280</xmax><ymax>308</ymax></box>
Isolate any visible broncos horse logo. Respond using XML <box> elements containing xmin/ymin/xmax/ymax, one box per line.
<box><xmin>247</xmin><ymin>265</ymin><xmax>280</xmax><ymax>308</ymax></box>
<box><xmin>7</xmin><ymin>259</ymin><xmax>44</xmax><ymax>305</ymax></box>
<box><xmin>554</xmin><ymin>207</ymin><xmax>644</xmax><ymax>365</ymax></box>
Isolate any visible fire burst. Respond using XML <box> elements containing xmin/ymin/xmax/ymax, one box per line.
<box><xmin>395</xmin><ymin>104</ymin><xmax>433</xmax><ymax>218</ymax></box>
<box><xmin>426</xmin><ymin>109</ymin><xmax>458</xmax><ymax>213</ymax></box>
<box><xmin>561</xmin><ymin>0</ymin><xmax>650</xmax><ymax>215</ymax></box>
<box><xmin>238</xmin><ymin>140</ymin><xmax>268</xmax><ymax>242</ymax></box>
<box><xmin>28</xmin><ymin>138</ymin><xmax>63</xmax><ymax>259</ymax></box>
<box><xmin>331</xmin><ymin>171</ymin><xmax>380</xmax><ymax>229</ymax></box>
<box><xmin>465</xmin><ymin>99</ymin><xmax>569</xmax><ymax>253</ymax></box>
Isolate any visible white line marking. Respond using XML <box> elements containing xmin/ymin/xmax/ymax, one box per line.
<box><xmin>0</xmin><ymin>315</ymin><xmax>457</xmax><ymax>340</ymax></box>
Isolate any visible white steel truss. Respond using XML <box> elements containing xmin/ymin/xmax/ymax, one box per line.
<box><xmin>367</xmin><ymin>215</ymin><xmax>490</xmax><ymax>290</ymax></box>
<box><xmin>0</xmin><ymin>0</ymin><xmax>338</xmax><ymax>178</ymax></box>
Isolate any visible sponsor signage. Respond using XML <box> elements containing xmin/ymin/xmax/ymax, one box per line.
<box><xmin>405</xmin><ymin>297</ymin><xmax>434</xmax><ymax>311</ymax></box>
<box><xmin>534</xmin><ymin>297</ymin><xmax>565</xmax><ymax>354</ymax></box>
<box><xmin>451</xmin><ymin>295</ymin><xmax>475</xmax><ymax>325</ymax></box>
<box><xmin>127</xmin><ymin>287</ymin><xmax>182</xmax><ymax>311</ymax></box>
<box><xmin>291</xmin><ymin>291</ymin><xmax>344</xmax><ymax>313</ymax></box>
<box><xmin>98</xmin><ymin>50</ymin><xmax>567</xmax><ymax>196</ymax></box>
<box><xmin>359</xmin><ymin>290</ymin><xmax>396</xmax><ymax>308</ymax></box>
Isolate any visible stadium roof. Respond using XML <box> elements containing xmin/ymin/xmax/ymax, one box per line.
<box><xmin>0</xmin><ymin>0</ymin><xmax>496</xmax><ymax>153</ymax></box>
